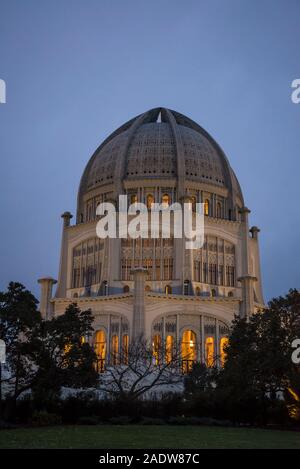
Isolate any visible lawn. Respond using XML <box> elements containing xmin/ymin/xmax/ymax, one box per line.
<box><xmin>0</xmin><ymin>425</ymin><xmax>299</xmax><ymax>449</ymax></box>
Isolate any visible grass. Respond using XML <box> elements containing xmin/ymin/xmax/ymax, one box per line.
<box><xmin>0</xmin><ymin>425</ymin><xmax>299</xmax><ymax>449</ymax></box>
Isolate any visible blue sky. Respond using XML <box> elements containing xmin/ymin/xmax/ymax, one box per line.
<box><xmin>0</xmin><ymin>0</ymin><xmax>299</xmax><ymax>301</ymax></box>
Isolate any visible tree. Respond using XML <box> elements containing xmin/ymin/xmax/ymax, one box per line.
<box><xmin>216</xmin><ymin>289</ymin><xmax>300</xmax><ymax>424</ymax></box>
<box><xmin>98</xmin><ymin>336</ymin><xmax>183</xmax><ymax>401</ymax></box>
<box><xmin>0</xmin><ymin>282</ymin><xmax>98</xmax><ymax>420</ymax></box>
<box><xmin>0</xmin><ymin>282</ymin><xmax>41</xmax><ymax>419</ymax></box>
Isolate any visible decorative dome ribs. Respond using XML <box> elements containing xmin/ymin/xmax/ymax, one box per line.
<box><xmin>77</xmin><ymin>107</ymin><xmax>244</xmax><ymax>222</ymax></box>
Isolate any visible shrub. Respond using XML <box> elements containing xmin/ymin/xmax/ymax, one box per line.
<box><xmin>31</xmin><ymin>411</ymin><xmax>62</xmax><ymax>426</ymax></box>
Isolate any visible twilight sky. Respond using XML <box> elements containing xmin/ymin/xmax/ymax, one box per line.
<box><xmin>0</xmin><ymin>0</ymin><xmax>299</xmax><ymax>302</ymax></box>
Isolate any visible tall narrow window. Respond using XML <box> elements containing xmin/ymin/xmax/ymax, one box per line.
<box><xmin>94</xmin><ymin>330</ymin><xmax>106</xmax><ymax>373</ymax></box>
<box><xmin>122</xmin><ymin>334</ymin><xmax>129</xmax><ymax>364</ymax></box>
<box><xmin>181</xmin><ymin>330</ymin><xmax>197</xmax><ymax>373</ymax></box>
<box><xmin>131</xmin><ymin>194</ymin><xmax>138</xmax><ymax>204</ymax></box>
<box><xmin>220</xmin><ymin>337</ymin><xmax>229</xmax><ymax>367</ymax></box>
<box><xmin>216</xmin><ymin>202</ymin><xmax>222</xmax><ymax>218</ymax></box>
<box><xmin>191</xmin><ymin>196</ymin><xmax>197</xmax><ymax>212</ymax></box>
<box><xmin>112</xmin><ymin>335</ymin><xmax>119</xmax><ymax>365</ymax></box>
<box><xmin>204</xmin><ymin>199</ymin><xmax>210</xmax><ymax>216</ymax></box>
<box><xmin>162</xmin><ymin>193</ymin><xmax>170</xmax><ymax>206</ymax></box>
<box><xmin>165</xmin><ymin>335</ymin><xmax>174</xmax><ymax>364</ymax></box>
<box><xmin>205</xmin><ymin>337</ymin><xmax>214</xmax><ymax>367</ymax></box>
<box><xmin>147</xmin><ymin>194</ymin><xmax>154</xmax><ymax>209</ymax></box>
<box><xmin>153</xmin><ymin>335</ymin><xmax>161</xmax><ymax>365</ymax></box>
<box><xmin>165</xmin><ymin>284</ymin><xmax>172</xmax><ymax>294</ymax></box>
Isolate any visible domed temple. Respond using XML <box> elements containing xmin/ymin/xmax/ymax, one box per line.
<box><xmin>38</xmin><ymin>107</ymin><xmax>264</xmax><ymax>371</ymax></box>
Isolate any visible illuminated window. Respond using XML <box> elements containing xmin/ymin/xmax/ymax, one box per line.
<box><xmin>122</xmin><ymin>334</ymin><xmax>129</xmax><ymax>364</ymax></box>
<box><xmin>166</xmin><ymin>335</ymin><xmax>174</xmax><ymax>364</ymax></box>
<box><xmin>94</xmin><ymin>330</ymin><xmax>106</xmax><ymax>372</ymax></box>
<box><xmin>112</xmin><ymin>335</ymin><xmax>119</xmax><ymax>365</ymax></box>
<box><xmin>131</xmin><ymin>194</ymin><xmax>138</xmax><ymax>204</ymax></box>
<box><xmin>80</xmin><ymin>336</ymin><xmax>85</xmax><ymax>345</ymax></box>
<box><xmin>205</xmin><ymin>337</ymin><xmax>214</xmax><ymax>367</ymax></box>
<box><xmin>191</xmin><ymin>196</ymin><xmax>197</xmax><ymax>212</ymax></box>
<box><xmin>162</xmin><ymin>193</ymin><xmax>170</xmax><ymax>206</ymax></box>
<box><xmin>220</xmin><ymin>337</ymin><xmax>229</xmax><ymax>367</ymax></box>
<box><xmin>165</xmin><ymin>285</ymin><xmax>172</xmax><ymax>294</ymax></box>
<box><xmin>147</xmin><ymin>194</ymin><xmax>154</xmax><ymax>209</ymax></box>
<box><xmin>153</xmin><ymin>334</ymin><xmax>161</xmax><ymax>365</ymax></box>
<box><xmin>181</xmin><ymin>330</ymin><xmax>197</xmax><ymax>373</ymax></box>
<box><xmin>204</xmin><ymin>199</ymin><xmax>210</xmax><ymax>216</ymax></box>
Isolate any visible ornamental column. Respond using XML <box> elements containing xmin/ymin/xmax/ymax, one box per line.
<box><xmin>56</xmin><ymin>211</ymin><xmax>73</xmax><ymax>298</ymax></box>
<box><xmin>38</xmin><ymin>277</ymin><xmax>57</xmax><ymax>320</ymax></box>
<box><xmin>131</xmin><ymin>268</ymin><xmax>148</xmax><ymax>339</ymax></box>
<box><xmin>238</xmin><ymin>207</ymin><xmax>257</xmax><ymax>318</ymax></box>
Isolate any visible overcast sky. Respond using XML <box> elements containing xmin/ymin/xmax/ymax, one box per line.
<box><xmin>0</xmin><ymin>0</ymin><xmax>299</xmax><ymax>302</ymax></box>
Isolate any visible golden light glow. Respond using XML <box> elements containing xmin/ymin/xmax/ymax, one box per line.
<box><xmin>204</xmin><ymin>199</ymin><xmax>209</xmax><ymax>216</ymax></box>
<box><xmin>112</xmin><ymin>335</ymin><xmax>119</xmax><ymax>365</ymax></box>
<box><xmin>165</xmin><ymin>335</ymin><xmax>174</xmax><ymax>363</ymax></box>
<box><xmin>181</xmin><ymin>330</ymin><xmax>197</xmax><ymax>373</ymax></box>
<box><xmin>153</xmin><ymin>334</ymin><xmax>161</xmax><ymax>365</ymax></box>
<box><xmin>161</xmin><ymin>193</ymin><xmax>170</xmax><ymax>206</ymax></box>
<box><xmin>94</xmin><ymin>329</ymin><xmax>106</xmax><ymax>372</ymax></box>
<box><xmin>122</xmin><ymin>334</ymin><xmax>129</xmax><ymax>364</ymax></box>
<box><xmin>147</xmin><ymin>194</ymin><xmax>154</xmax><ymax>209</ymax></box>
<box><xmin>220</xmin><ymin>337</ymin><xmax>229</xmax><ymax>367</ymax></box>
<box><xmin>205</xmin><ymin>336</ymin><xmax>214</xmax><ymax>367</ymax></box>
<box><xmin>131</xmin><ymin>194</ymin><xmax>138</xmax><ymax>204</ymax></box>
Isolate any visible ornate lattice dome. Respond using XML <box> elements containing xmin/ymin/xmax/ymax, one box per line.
<box><xmin>77</xmin><ymin>107</ymin><xmax>243</xmax><ymax>221</ymax></box>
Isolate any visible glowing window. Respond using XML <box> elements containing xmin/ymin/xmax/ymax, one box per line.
<box><xmin>204</xmin><ymin>199</ymin><xmax>210</xmax><ymax>216</ymax></box>
<box><xmin>162</xmin><ymin>193</ymin><xmax>170</xmax><ymax>206</ymax></box>
<box><xmin>122</xmin><ymin>334</ymin><xmax>129</xmax><ymax>364</ymax></box>
<box><xmin>181</xmin><ymin>330</ymin><xmax>197</xmax><ymax>373</ymax></box>
<box><xmin>205</xmin><ymin>337</ymin><xmax>214</xmax><ymax>367</ymax></box>
<box><xmin>220</xmin><ymin>337</ymin><xmax>229</xmax><ymax>367</ymax></box>
<box><xmin>147</xmin><ymin>194</ymin><xmax>154</xmax><ymax>209</ymax></box>
<box><xmin>166</xmin><ymin>335</ymin><xmax>174</xmax><ymax>364</ymax></box>
<box><xmin>153</xmin><ymin>334</ymin><xmax>161</xmax><ymax>365</ymax></box>
<box><xmin>165</xmin><ymin>285</ymin><xmax>172</xmax><ymax>294</ymax></box>
<box><xmin>131</xmin><ymin>194</ymin><xmax>138</xmax><ymax>204</ymax></box>
<box><xmin>112</xmin><ymin>335</ymin><xmax>119</xmax><ymax>365</ymax></box>
<box><xmin>94</xmin><ymin>330</ymin><xmax>106</xmax><ymax>372</ymax></box>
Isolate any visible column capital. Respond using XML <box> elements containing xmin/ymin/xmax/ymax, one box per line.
<box><xmin>249</xmin><ymin>226</ymin><xmax>260</xmax><ymax>239</ymax></box>
<box><xmin>61</xmin><ymin>211</ymin><xmax>73</xmax><ymax>227</ymax></box>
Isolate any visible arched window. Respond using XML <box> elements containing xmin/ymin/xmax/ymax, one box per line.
<box><xmin>220</xmin><ymin>337</ymin><xmax>229</xmax><ymax>367</ymax></box>
<box><xmin>161</xmin><ymin>193</ymin><xmax>170</xmax><ymax>206</ymax></box>
<box><xmin>165</xmin><ymin>285</ymin><xmax>172</xmax><ymax>294</ymax></box>
<box><xmin>122</xmin><ymin>334</ymin><xmax>129</xmax><ymax>364</ymax></box>
<box><xmin>147</xmin><ymin>194</ymin><xmax>154</xmax><ymax>209</ymax></box>
<box><xmin>165</xmin><ymin>335</ymin><xmax>174</xmax><ymax>364</ymax></box>
<box><xmin>181</xmin><ymin>330</ymin><xmax>197</xmax><ymax>373</ymax></box>
<box><xmin>123</xmin><ymin>285</ymin><xmax>130</xmax><ymax>293</ymax></box>
<box><xmin>153</xmin><ymin>334</ymin><xmax>161</xmax><ymax>365</ymax></box>
<box><xmin>204</xmin><ymin>199</ymin><xmax>210</xmax><ymax>216</ymax></box>
<box><xmin>94</xmin><ymin>330</ymin><xmax>106</xmax><ymax>373</ymax></box>
<box><xmin>228</xmin><ymin>291</ymin><xmax>234</xmax><ymax>297</ymax></box>
<box><xmin>195</xmin><ymin>287</ymin><xmax>201</xmax><ymax>296</ymax></box>
<box><xmin>205</xmin><ymin>337</ymin><xmax>214</xmax><ymax>367</ymax></box>
<box><xmin>73</xmin><ymin>292</ymin><xmax>78</xmax><ymax>298</ymax></box>
<box><xmin>130</xmin><ymin>194</ymin><xmax>138</xmax><ymax>204</ymax></box>
<box><xmin>145</xmin><ymin>285</ymin><xmax>151</xmax><ymax>292</ymax></box>
<box><xmin>211</xmin><ymin>288</ymin><xmax>217</xmax><ymax>297</ymax></box>
<box><xmin>216</xmin><ymin>202</ymin><xmax>222</xmax><ymax>218</ymax></box>
<box><xmin>112</xmin><ymin>335</ymin><xmax>119</xmax><ymax>365</ymax></box>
